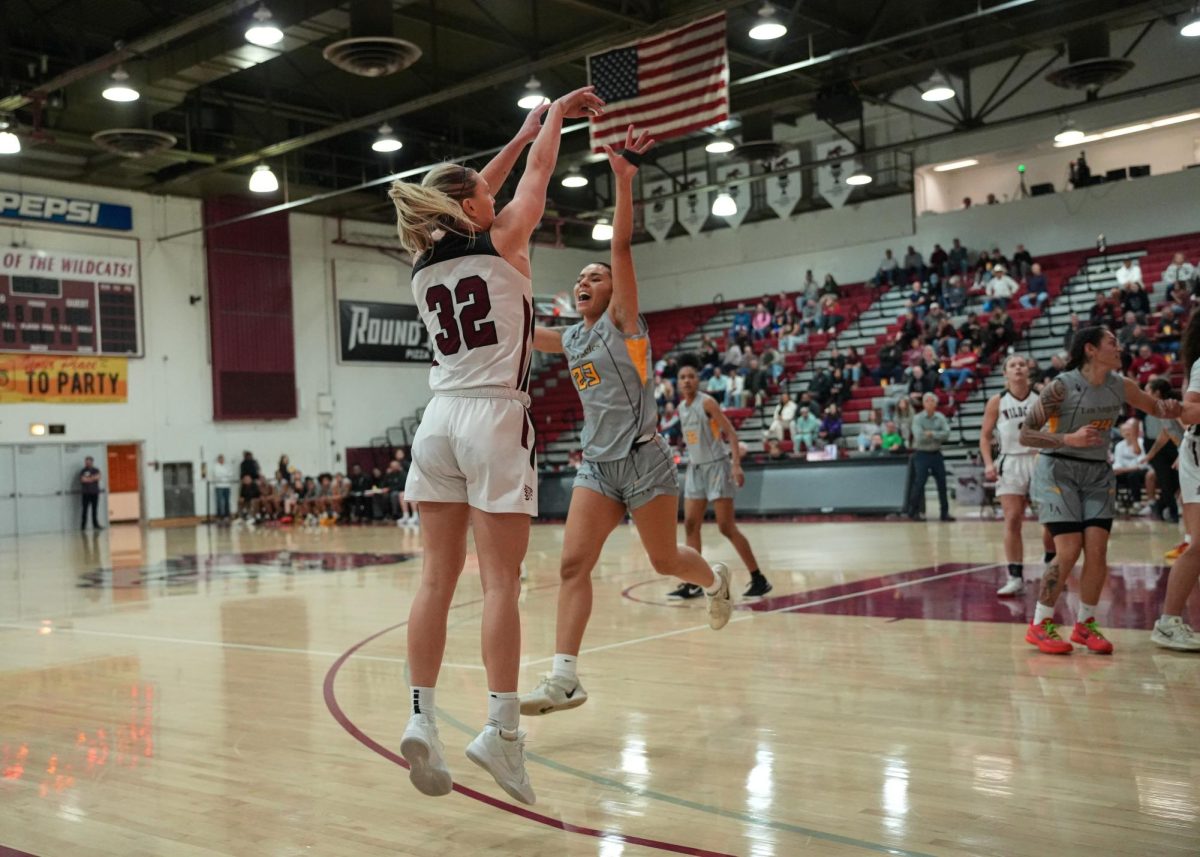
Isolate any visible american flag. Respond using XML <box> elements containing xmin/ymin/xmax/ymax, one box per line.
<box><xmin>587</xmin><ymin>13</ymin><xmax>729</xmax><ymax>153</ymax></box>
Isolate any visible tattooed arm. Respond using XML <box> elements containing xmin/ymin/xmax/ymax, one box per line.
<box><xmin>1018</xmin><ymin>378</ymin><xmax>1107</xmax><ymax>450</ymax></box>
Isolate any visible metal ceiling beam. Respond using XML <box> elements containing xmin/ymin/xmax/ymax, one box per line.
<box><xmin>149</xmin><ymin>0</ymin><xmax>748</xmax><ymax>190</ymax></box>
<box><xmin>539</xmin><ymin>0</ymin><xmax>647</xmax><ymax>26</ymax></box>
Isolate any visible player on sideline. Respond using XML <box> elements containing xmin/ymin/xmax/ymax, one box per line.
<box><xmin>1020</xmin><ymin>327</ymin><xmax>1180</xmax><ymax>654</ymax></box>
<box><xmin>979</xmin><ymin>355</ymin><xmax>1056</xmax><ymax>597</ymax></box>
<box><xmin>671</xmin><ymin>353</ymin><xmax>772</xmax><ymax>599</ymax></box>
<box><xmin>388</xmin><ymin>85</ymin><xmax>604</xmax><ymax>805</ymax></box>
<box><xmin>520</xmin><ymin>126</ymin><xmax>733</xmax><ymax>717</ymax></box>
<box><xmin>1152</xmin><ymin>311</ymin><xmax>1200</xmax><ymax>650</ymax></box>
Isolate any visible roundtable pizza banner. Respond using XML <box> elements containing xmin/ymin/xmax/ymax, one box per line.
<box><xmin>0</xmin><ymin>353</ymin><xmax>128</xmax><ymax>403</ymax></box>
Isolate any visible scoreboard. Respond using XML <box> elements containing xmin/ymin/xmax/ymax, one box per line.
<box><xmin>0</xmin><ymin>247</ymin><xmax>141</xmax><ymax>356</ymax></box>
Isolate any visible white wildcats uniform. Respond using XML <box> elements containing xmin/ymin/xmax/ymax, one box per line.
<box><xmin>404</xmin><ymin>231</ymin><xmax>537</xmax><ymax>515</ymax></box>
<box><xmin>994</xmin><ymin>389</ymin><xmax>1037</xmax><ymax>497</ymax></box>
<box><xmin>1179</xmin><ymin>361</ymin><xmax>1200</xmax><ymax>503</ymax></box>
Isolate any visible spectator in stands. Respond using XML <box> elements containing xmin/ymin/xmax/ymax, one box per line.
<box><xmin>1167</xmin><ymin>281</ymin><xmax>1192</xmax><ymax>315</ymax></box>
<box><xmin>881</xmin><ymin>420</ymin><xmax>906</xmax><ymax>453</ymax></box>
<box><xmin>1113</xmin><ymin>418</ymin><xmax>1153</xmax><ymax>513</ymax></box>
<box><xmin>908</xmin><ymin>392</ymin><xmax>955</xmax><ymax>522</ymax></box>
<box><xmin>1068</xmin><ymin>151</ymin><xmax>1091</xmax><ymax>187</ymax></box>
<box><xmin>818</xmin><ymin>403</ymin><xmax>843</xmax><ymax>445</ymax></box>
<box><xmin>802</xmin><ymin>270</ymin><xmax>819</xmax><ymax>302</ymax></box>
<box><xmin>991</xmin><ymin>247</ymin><xmax>1009</xmax><ymax>272</ymax></box>
<box><xmin>856</xmin><ymin>409</ymin><xmax>884</xmax><ymax>453</ymax></box>
<box><xmin>773</xmin><ymin>302</ymin><xmax>795</xmax><ymax>334</ymax></box>
<box><xmin>844</xmin><ymin>346</ymin><xmax>864</xmax><ymax>383</ymax></box>
<box><xmin>699</xmin><ymin>335</ymin><xmax>720</xmax><ymax>378</ymax></box>
<box><xmin>941</xmin><ymin>274</ymin><xmax>966</xmax><ymax>314</ymax></box>
<box><xmin>1118</xmin><ymin>312</ymin><xmax>1152</xmax><ymax>352</ymax></box>
<box><xmin>920</xmin><ymin>344</ymin><xmax>941</xmax><ymax>375</ymax></box>
<box><xmin>962</xmin><ymin>196</ymin><xmax>973</xmax><ymax>209</ymax></box>
<box><xmin>929</xmin><ymin>243</ymin><xmax>948</xmax><ymax>276</ymax></box>
<box><xmin>959</xmin><ymin>311</ymin><xmax>984</xmax><ymax>347</ymax></box>
<box><xmin>973</xmin><ymin>249</ymin><xmax>993</xmax><ymax>286</ymax></box>
<box><xmin>984</xmin><ymin>306</ymin><xmax>1015</xmax><ymax>354</ymax></box>
<box><xmin>827</xmin><ymin>345</ymin><xmax>846</xmax><ymax>372</ymax></box>
<box><xmin>904</xmin><ymin>365</ymin><xmax>937</xmax><ymax>408</ymax></box>
<box><xmin>892</xmin><ymin>396</ymin><xmax>915</xmax><ymax>446</ymax></box>
<box><xmin>942</xmin><ymin>341</ymin><xmax>978</xmax><ymax>390</ymax></box>
<box><xmin>761</xmin><ymin>344</ymin><xmax>785</xmax><ymax>381</ymax></box>
<box><xmin>873</xmin><ymin>335</ymin><xmax>905</xmax><ymax>384</ymax></box>
<box><xmin>742</xmin><ymin>357</ymin><xmax>770</xmax><ymax>409</ymax></box>
<box><xmin>728</xmin><ymin>369</ymin><xmax>746</xmax><ymax>408</ymax></box>
<box><xmin>1089</xmin><ymin>289</ymin><xmax>1122</xmax><ymax>329</ymax></box>
<box><xmin>933</xmin><ymin>315</ymin><xmax>960</xmax><ymax>358</ymax></box>
<box><xmin>1122</xmin><ymin>281</ymin><xmax>1151</xmax><ymax>323</ymax></box>
<box><xmin>985</xmin><ymin>265</ymin><xmax>1020</xmax><ymax>312</ymax></box>
<box><xmin>874</xmin><ymin>249</ymin><xmax>900</xmax><ymax>287</ymax></box>
<box><xmin>902</xmin><ymin>336</ymin><xmax>925</xmax><ymax>369</ymax></box>
<box><xmin>906</xmin><ymin>282</ymin><xmax>930</xmax><ymax>318</ymax></box>
<box><xmin>730</xmin><ymin>302</ymin><xmax>752</xmax><ymax>340</ymax></box>
<box><xmin>818</xmin><ymin>295</ymin><xmax>844</xmax><ymax>334</ymax></box>
<box><xmin>762</xmin><ymin>293</ymin><xmax>777</xmax><ymax>315</ymax></box>
<box><xmin>1042</xmin><ymin>352</ymin><xmax>1066</xmax><ymax>386</ymax></box>
<box><xmin>654</xmin><ymin>375</ymin><xmax>676</xmax><ymax>407</ymax></box>
<box><xmin>384</xmin><ymin>460</ymin><xmax>407</xmax><ymax>522</ymax></box>
<box><xmin>658</xmin><ymin>401</ymin><xmax>681</xmax><ymax>444</ymax></box>
<box><xmin>900</xmin><ymin>312</ymin><xmax>924</xmax><ymax>345</ymax></box>
<box><xmin>828</xmin><ymin>367</ymin><xmax>852</xmax><ymax>407</ymax></box>
<box><xmin>986</xmin><ymin>193</ymin><xmax>999</xmax><ymax>205</ymax></box>
<box><xmin>948</xmin><ymin>238</ymin><xmax>969</xmax><ymax>276</ymax></box>
<box><xmin>276</xmin><ymin>454</ymin><xmax>292</xmax><ymax>483</ymax></box>
<box><xmin>751</xmin><ymin>302</ymin><xmax>773</xmax><ymax>340</ymax></box>
<box><xmin>925</xmin><ymin>301</ymin><xmax>948</xmax><ymax>330</ymax></box>
<box><xmin>1161</xmin><ymin>252</ymin><xmax>1197</xmax><ymax>290</ymax></box>
<box><xmin>764</xmin><ymin>393</ymin><xmax>797</xmax><ymax>441</ymax></box>
<box><xmin>705</xmin><ymin>366</ymin><xmax>730</xmax><ymax>404</ymax></box>
<box><xmin>779</xmin><ymin>315</ymin><xmax>807</xmax><ymax>353</ymax></box>
<box><xmin>240</xmin><ymin>450</ymin><xmax>260</xmax><ymax>481</ymax></box>
<box><xmin>800</xmin><ymin>298</ymin><xmax>821</xmax><ymax>332</ymax></box>
<box><xmin>808</xmin><ymin>366</ymin><xmax>833</xmax><ymax>406</ymax></box>
<box><xmin>1012</xmin><ymin>244</ymin><xmax>1033</xmax><ymax>280</ymax></box>
<box><xmin>1026</xmin><ymin>356</ymin><xmax>1044</xmax><ymax>388</ymax></box>
<box><xmin>211</xmin><ymin>454</ymin><xmax>235</xmax><ymax>522</ymax></box>
<box><xmin>238</xmin><ymin>473</ymin><xmax>261</xmax><ymax>518</ymax></box>
<box><xmin>1115</xmin><ymin>258</ymin><xmax>1144</xmax><ymax>290</ymax></box>
<box><xmin>1131</xmin><ymin>343</ymin><xmax>1168</xmax><ymax>386</ymax></box>
<box><xmin>821</xmin><ymin>273</ymin><xmax>840</xmax><ymax>297</ymax></box>
<box><xmin>765</xmin><ymin>438</ymin><xmax>791</xmax><ymax>462</ymax></box>
<box><xmin>1019</xmin><ymin>262</ymin><xmax>1049</xmax><ymax>308</ymax></box>
<box><xmin>1155</xmin><ymin>311</ymin><xmax>1184</xmax><ymax>354</ymax></box>
<box><xmin>1063</xmin><ymin>312</ymin><xmax>1083</xmax><ymax>352</ymax></box>
<box><xmin>792</xmin><ymin>405</ymin><xmax>821</xmax><ymax>450</ymax></box>
<box><xmin>722</xmin><ymin>336</ymin><xmax>747</xmax><ymax>373</ymax></box>
<box><xmin>903</xmin><ymin>245</ymin><xmax>925</xmax><ymax>282</ymax></box>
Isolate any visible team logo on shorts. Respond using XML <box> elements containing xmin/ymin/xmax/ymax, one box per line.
<box><xmin>524</xmin><ymin>485</ymin><xmax>534</xmax><ymax>501</ymax></box>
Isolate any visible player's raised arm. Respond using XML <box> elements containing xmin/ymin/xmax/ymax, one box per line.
<box><xmin>479</xmin><ymin>103</ymin><xmax>549</xmax><ymax>191</ymax></box>
<box><xmin>603</xmin><ymin>125</ymin><xmax>655</xmax><ymax>335</ymax></box>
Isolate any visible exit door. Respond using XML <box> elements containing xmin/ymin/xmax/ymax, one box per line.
<box><xmin>163</xmin><ymin>462</ymin><xmax>195</xmax><ymax>518</ymax></box>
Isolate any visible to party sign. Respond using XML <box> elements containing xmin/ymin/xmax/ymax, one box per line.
<box><xmin>0</xmin><ymin>353</ymin><xmax>128</xmax><ymax>403</ymax></box>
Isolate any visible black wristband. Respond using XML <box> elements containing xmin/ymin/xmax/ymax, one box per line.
<box><xmin>617</xmin><ymin>148</ymin><xmax>642</xmax><ymax>167</ymax></box>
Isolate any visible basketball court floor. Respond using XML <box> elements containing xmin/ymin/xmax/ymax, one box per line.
<box><xmin>2</xmin><ymin>516</ymin><xmax>1198</xmax><ymax>856</ymax></box>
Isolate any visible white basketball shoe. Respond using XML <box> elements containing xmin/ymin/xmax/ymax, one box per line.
<box><xmin>706</xmin><ymin>562</ymin><xmax>733</xmax><ymax>630</ymax></box>
<box><xmin>519</xmin><ymin>674</ymin><xmax>588</xmax><ymax>716</ymax></box>
<box><xmin>400</xmin><ymin>713</ymin><xmax>452</xmax><ymax>797</ymax></box>
<box><xmin>465</xmin><ymin>726</ymin><xmax>535</xmax><ymax>804</ymax></box>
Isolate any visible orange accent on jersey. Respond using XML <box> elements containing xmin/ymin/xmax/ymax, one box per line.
<box><xmin>1047</xmin><ymin>416</ymin><xmax>1059</xmax><ymax>433</ymax></box>
<box><xmin>710</xmin><ymin>419</ymin><xmax>722</xmax><ymax>439</ymax></box>
<box><xmin>624</xmin><ymin>337</ymin><xmax>649</xmax><ymax>385</ymax></box>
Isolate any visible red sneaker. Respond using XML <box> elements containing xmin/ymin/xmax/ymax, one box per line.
<box><xmin>1070</xmin><ymin>619</ymin><xmax>1114</xmax><ymax>654</ymax></box>
<box><xmin>1025</xmin><ymin>619</ymin><xmax>1073</xmax><ymax>654</ymax></box>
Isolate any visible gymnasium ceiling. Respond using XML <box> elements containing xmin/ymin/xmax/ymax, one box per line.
<box><xmin>2</xmin><ymin>0</ymin><xmax>1197</xmax><ymax>244</ymax></box>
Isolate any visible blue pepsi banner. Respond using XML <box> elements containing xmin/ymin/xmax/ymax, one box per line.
<box><xmin>0</xmin><ymin>190</ymin><xmax>133</xmax><ymax>231</ymax></box>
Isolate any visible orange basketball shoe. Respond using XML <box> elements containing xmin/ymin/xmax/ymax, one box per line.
<box><xmin>1070</xmin><ymin>619</ymin><xmax>1114</xmax><ymax>654</ymax></box>
<box><xmin>1026</xmin><ymin>619</ymin><xmax>1073</xmax><ymax>654</ymax></box>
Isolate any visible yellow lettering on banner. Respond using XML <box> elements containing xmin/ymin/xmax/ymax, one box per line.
<box><xmin>0</xmin><ymin>354</ymin><xmax>128</xmax><ymax>403</ymax></box>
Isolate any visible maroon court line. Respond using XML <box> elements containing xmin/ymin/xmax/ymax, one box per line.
<box><xmin>0</xmin><ymin>847</ymin><xmax>42</xmax><ymax>857</ymax></box>
<box><xmin>741</xmin><ymin>563</ymin><xmax>999</xmax><ymax>612</ymax></box>
<box><xmin>322</xmin><ymin>610</ymin><xmax>739</xmax><ymax>857</ymax></box>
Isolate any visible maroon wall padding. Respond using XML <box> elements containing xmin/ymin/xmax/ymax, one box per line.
<box><xmin>204</xmin><ymin>197</ymin><xmax>297</xmax><ymax>420</ymax></box>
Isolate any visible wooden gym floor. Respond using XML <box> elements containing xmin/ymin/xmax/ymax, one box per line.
<box><xmin>1</xmin><ymin>514</ymin><xmax>1198</xmax><ymax>856</ymax></box>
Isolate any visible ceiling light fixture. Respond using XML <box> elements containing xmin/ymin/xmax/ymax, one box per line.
<box><xmin>372</xmin><ymin>123</ymin><xmax>402</xmax><ymax>152</ymax></box>
<box><xmin>246</xmin><ymin>4</ymin><xmax>284</xmax><ymax>47</ymax></box>
<box><xmin>0</xmin><ymin>116</ymin><xmax>20</xmax><ymax>155</ymax></box>
<box><xmin>1181</xmin><ymin>6</ymin><xmax>1200</xmax><ymax>37</ymax></box>
<box><xmin>705</xmin><ymin>136</ymin><xmax>735</xmax><ymax>154</ymax></box>
<box><xmin>561</xmin><ymin>168</ymin><xmax>588</xmax><ymax>188</ymax></box>
<box><xmin>932</xmin><ymin>159</ymin><xmax>979</xmax><ymax>172</ymax></box>
<box><xmin>1051</xmin><ymin>111</ymin><xmax>1200</xmax><ymax>147</ymax></box>
<box><xmin>518</xmin><ymin>76</ymin><xmax>550</xmax><ymax>110</ymax></box>
<box><xmin>920</xmin><ymin>72</ymin><xmax>956</xmax><ymax>103</ymax></box>
<box><xmin>1054</xmin><ymin>119</ymin><xmax>1086</xmax><ymax>144</ymax></box>
<box><xmin>102</xmin><ymin>66</ymin><xmax>139</xmax><ymax>102</ymax></box>
<box><xmin>845</xmin><ymin>172</ymin><xmax>873</xmax><ymax>186</ymax></box>
<box><xmin>749</xmin><ymin>3</ymin><xmax>787</xmax><ymax>41</ymax></box>
<box><xmin>711</xmin><ymin>192</ymin><xmax>737</xmax><ymax>217</ymax></box>
<box><xmin>591</xmin><ymin>219</ymin><xmax>613</xmax><ymax>241</ymax></box>
<box><xmin>248</xmin><ymin>163</ymin><xmax>279</xmax><ymax>193</ymax></box>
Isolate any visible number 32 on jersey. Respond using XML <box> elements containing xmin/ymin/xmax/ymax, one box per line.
<box><xmin>571</xmin><ymin>361</ymin><xmax>601</xmax><ymax>391</ymax></box>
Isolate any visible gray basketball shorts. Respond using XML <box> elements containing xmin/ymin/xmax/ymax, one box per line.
<box><xmin>1032</xmin><ymin>454</ymin><xmax>1115</xmax><ymax>524</ymax></box>
<box><xmin>683</xmin><ymin>458</ymin><xmax>737</xmax><ymax>501</ymax></box>
<box><xmin>574</xmin><ymin>435</ymin><xmax>679</xmax><ymax>511</ymax></box>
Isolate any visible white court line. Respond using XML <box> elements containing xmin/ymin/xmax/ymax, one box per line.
<box><xmin>524</xmin><ymin>561</ymin><xmax>1002</xmax><ymax>666</ymax></box>
<box><xmin>0</xmin><ymin>622</ymin><xmax>487</xmax><ymax>670</ymax></box>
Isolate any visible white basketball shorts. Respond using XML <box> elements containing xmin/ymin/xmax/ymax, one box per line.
<box><xmin>405</xmin><ymin>390</ymin><xmax>538</xmax><ymax>516</ymax></box>
<box><xmin>1179</xmin><ymin>436</ymin><xmax>1200</xmax><ymax>506</ymax></box>
<box><xmin>995</xmin><ymin>453</ymin><xmax>1036</xmax><ymax>497</ymax></box>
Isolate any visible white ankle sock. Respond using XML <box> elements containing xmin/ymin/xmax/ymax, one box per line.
<box><xmin>1078</xmin><ymin>602</ymin><xmax>1098</xmax><ymax>624</ymax></box>
<box><xmin>1160</xmin><ymin>613</ymin><xmax>1180</xmax><ymax>624</ymax></box>
<box><xmin>552</xmin><ymin>654</ymin><xmax>578</xmax><ymax>682</ymax></box>
<box><xmin>411</xmin><ymin>686</ymin><xmax>435</xmax><ymax>717</ymax></box>
<box><xmin>703</xmin><ymin>567</ymin><xmax>722</xmax><ymax>595</ymax></box>
<box><xmin>1033</xmin><ymin>603</ymin><xmax>1055</xmax><ymax>625</ymax></box>
<box><xmin>487</xmin><ymin>691</ymin><xmax>519</xmax><ymax>734</ymax></box>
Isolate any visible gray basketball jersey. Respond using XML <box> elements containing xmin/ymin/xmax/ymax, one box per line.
<box><xmin>562</xmin><ymin>312</ymin><xmax>656</xmax><ymax>462</ymax></box>
<box><xmin>1045</xmin><ymin>368</ymin><xmax>1126</xmax><ymax>462</ymax></box>
<box><xmin>678</xmin><ymin>393</ymin><xmax>729</xmax><ymax>465</ymax></box>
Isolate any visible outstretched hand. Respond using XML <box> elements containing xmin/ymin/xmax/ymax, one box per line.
<box><xmin>517</xmin><ymin>102</ymin><xmax>550</xmax><ymax>144</ymax></box>
<box><xmin>604</xmin><ymin>125</ymin><xmax>655</xmax><ymax>180</ymax></box>
<box><xmin>556</xmin><ymin>85</ymin><xmax>606</xmax><ymax>119</ymax></box>
<box><xmin>1158</xmin><ymin>398</ymin><xmax>1183</xmax><ymax>420</ymax></box>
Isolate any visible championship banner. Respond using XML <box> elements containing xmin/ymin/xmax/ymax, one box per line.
<box><xmin>766</xmin><ymin>149</ymin><xmax>803</xmax><ymax>218</ymax></box>
<box><xmin>0</xmin><ymin>353</ymin><xmax>128</xmax><ymax>403</ymax></box>
<box><xmin>715</xmin><ymin>162</ymin><xmax>750</xmax><ymax>228</ymax></box>
<box><xmin>338</xmin><ymin>299</ymin><xmax>431</xmax><ymax>364</ymax></box>
<box><xmin>815</xmin><ymin>140</ymin><xmax>860</xmax><ymax>210</ymax></box>
<box><xmin>641</xmin><ymin>177</ymin><xmax>675</xmax><ymax>243</ymax></box>
<box><xmin>677</xmin><ymin>171</ymin><xmax>709</xmax><ymax>236</ymax></box>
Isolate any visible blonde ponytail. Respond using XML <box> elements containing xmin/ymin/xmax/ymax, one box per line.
<box><xmin>388</xmin><ymin>163</ymin><xmax>478</xmax><ymax>257</ymax></box>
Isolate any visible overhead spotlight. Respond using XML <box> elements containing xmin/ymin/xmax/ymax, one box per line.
<box><xmin>245</xmin><ymin>4</ymin><xmax>284</xmax><ymax>47</ymax></box>
<box><xmin>561</xmin><ymin>168</ymin><xmax>588</xmax><ymax>188</ymax></box>
<box><xmin>372</xmin><ymin>123</ymin><xmax>402</xmax><ymax>152</ymax></box>
<box><xmin>932</xmin><ymin>159</ymin><xmax>979</xmax><ymax>172</ymax></box>
<box><xmin>1181</xmin><ymin>6</ymin><xmax>1200</xmax><ymax>37</ymax></box>
<box><xmin>518</xmin><ymin>76</ymin><xmax>550</xmax><ymax>110</ymax></box>
<box><xmin>0</xmin><ymin>116</ymin><xmax>20</xmax><ymax>155</ymax></box>
<box><xmin>711</xmin><ymin>192</ymin><xmax>737</xmax><ymax>217</ymax></box>
<box><xmin>249</xmin><ymin>163</ymin><xmax>279</xmax><ymax>193</ymax></box>
<box><xmin>845</xmin><ymin>171</ymin><xmax>873</xmax><ymax>186</ymax></box>
<box><xmin>920</xmin><ymin>72</ymin><xmax>956</xmax><ymax>102</ymax></box>
<box><xmin>705</xmin><ymin>136</ymin><xmax>735</xmax><ymax>154</ymax></box>
<box><xmin>1054</xmin><ymin>119</ymin><xmax>1086</xmax><ymax>144</ymax></box>
<box><xmin>749</xmin><ymin>3</ymin><xmax>787</xmax><ymax>41</ymax></box>
<box><xmin>591</xmin><ymin>219</ymin><xmax>613</xmax><ymax>241</ymax></box>
<box><xmin>102</xmin><ymin>67</ymin><xmax>139</xmax><ymax>102</ymax></box>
